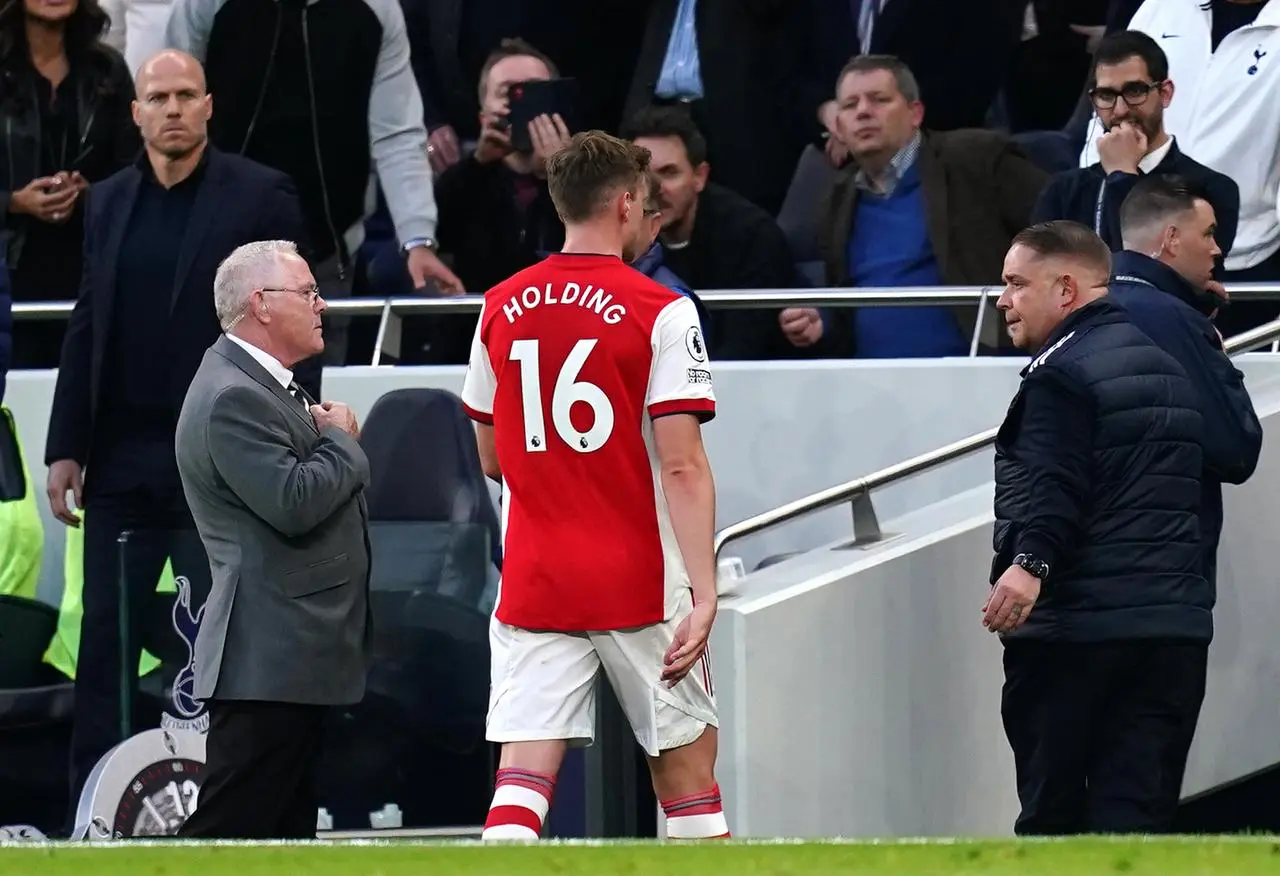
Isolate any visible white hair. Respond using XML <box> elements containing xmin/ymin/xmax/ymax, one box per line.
<box><xmin>214</xmin><ymin>240</ymin><xmax>301</xmax><ymax>331</ymax></box>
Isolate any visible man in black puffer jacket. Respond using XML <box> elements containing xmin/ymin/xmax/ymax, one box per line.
<box><xmin>984</xmin><ymin>220</ymin><xmax>1208</xmax><ymax>837</ymax></box>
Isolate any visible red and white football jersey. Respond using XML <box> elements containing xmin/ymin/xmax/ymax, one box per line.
<box><xmin>460</xmin><ymin>253</ymin><xmax>715</xmax><ymax>632</ymax></box>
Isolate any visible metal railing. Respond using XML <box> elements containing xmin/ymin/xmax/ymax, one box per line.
<box><xmin>15</xmin><ymin>284</ymin><xmax>1280</xmax><ymax>365</ymax></box>
<box><xmin>11</xmin><ymin>287</ymin><xmax>1007</xmax><ymax>367</ymax></box>
<box><xmin>712</xmin><ymin>315</ymin><xmax>1280</xmax><ymax>561</ymax></box>
<box><xmin>11</xmin><ymin>287</ymin><xmax>1007</xmax><ymax>323</ymax></box>
<box><xmin>9</xmin><ymin>286</ymin><xmax>974</xmax><ymax>321</ymax></box>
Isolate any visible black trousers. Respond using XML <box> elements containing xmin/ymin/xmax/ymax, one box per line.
<box><xmin>179</xmin><ymin>700</ymin><xmax>328</xmax><ymax>839</ymax></box>
<box><xmin>1001</xmin><ymin>639</ymin><xmax>1208</xmax><ymax>836</ymax></box>
<box><xmin>68</xmin><ymin>484</ymin><xmax>209</xmax><ymax>817</ymax></box>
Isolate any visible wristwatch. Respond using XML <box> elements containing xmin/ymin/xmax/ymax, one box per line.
<box><xmin>1012</xmin><ymin>553</ymin><xmax>1049</xmax><ymax>581</ymax></box>
<box><xmin>401</xmin><ymin>237</ymin><xmax>439</xmax><ymax>255</ymax></box>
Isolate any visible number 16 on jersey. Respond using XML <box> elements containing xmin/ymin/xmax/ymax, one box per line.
<box><xmin>510</xmin><ymin>338</ymin><xmax>614</xmax><ymax>454</ymax></box>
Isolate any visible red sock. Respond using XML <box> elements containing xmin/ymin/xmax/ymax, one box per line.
<box><xmin>661</xmin><ymin>784</ymin><xmax>731</xmax><ymax>839</ymax></box>
<box><xmin>481</xmin><ymin>768</ymin><xmax>556</xmax><ymax>841</ymax></box>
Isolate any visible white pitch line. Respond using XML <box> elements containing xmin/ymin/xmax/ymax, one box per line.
<box><xmin>2</xmin><ymin>835</ymin><xmax>1279</xmax><ymax>850</ymax></box>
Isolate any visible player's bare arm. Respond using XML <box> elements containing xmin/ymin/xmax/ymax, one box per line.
<box><xmin>475</xmin><ymin>422</ymin><xmax>501</xmax><ymax>481</ymax></box>
<box><xmin>653</xmin><ymin>412</ymin><xmax>717</xmax><ymax>686</ymax></box>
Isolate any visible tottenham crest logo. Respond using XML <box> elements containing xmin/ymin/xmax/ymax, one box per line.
<box><xmin>161</xmin><ymin>576</ymin><xmax>209</xmax><ymax>734</ymax></box>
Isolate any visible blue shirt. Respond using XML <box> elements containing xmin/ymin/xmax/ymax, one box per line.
<box><xmin>846</xmin><ymin>158</ymin><xmax>966</xmax><ymax>358</ymax></box>
<box><xmin>656</xmin><ymin>0</ymin><xmax>704</xmax><ymax>100</ymax></box>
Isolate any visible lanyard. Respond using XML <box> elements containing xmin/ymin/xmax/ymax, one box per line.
<box><xmin>1093</xmin><ymin>178</ymin><xmax>1107</xmax><ymax>235</ymax></box>
<box><xmin>1112</xmin><ymin>274</ymin><xmax>1158</xmax><ymax>289</ymax></box>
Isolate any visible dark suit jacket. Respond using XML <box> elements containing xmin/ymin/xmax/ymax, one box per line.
<box><xmin>45</xmin><ymin>147</ymin><xmax>313</xmax><ymax>474</ymax></box>
<box><xmin>626</xmin><ymin>0</ymin><xmax>811</xmax><ymax>215</ymax></box>
<box><xmin>819</xmin><ymin>129</ymin><xmax>1050</xmax><ymax>351</ymax></box>
<box><xmin>1106</xmin><ymin>0</ymin><xmax>1146</xmax><ymax>32</ymax></box>
<box><xmin>805</xmin><ymin>0</ymin><xmax>1027</xmax><ymax>135</ymax></box>
<box><xmin>407</xmin><ymin>0</ymin><xmax>641</xmax><ymax>137</ymax></box>
<box><xmin>1031</xmin><ymin>139</ymin><xmax>1241</xmax><ymax>277</ymax></box>
<box><xmin>1061</xmin><ymin>0</ymin><xmax>1152</xmax><ymax>148</ymax></box>
<box><xmin>176</xmin><ymin>335</ymin><xmax>372</xmax><ymax>704</ymax></box>
<box><xmin>664</xmin><ymin>182</ymin><xmax>810</xmax><ymax>360</ymax></box>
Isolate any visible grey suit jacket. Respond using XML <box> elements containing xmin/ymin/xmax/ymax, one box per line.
<box><xmin>175</xmin><ymin>334</ymin><xmax>373</xmax><ymax>705</ymax></box>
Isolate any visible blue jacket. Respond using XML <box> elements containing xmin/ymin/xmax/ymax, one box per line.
<box><xmin>1107</xmin><ymin>251</ymin><xmax>1263</xmax><ymax>590</ymax></box>
<box><xmin>0</xmin><ymin>251</ymin><xmax>11</xmax><ymax>403</ymax></box>
<box><xmin>630</xmin><ymin>242</ymin><xmax>711</xmax><ymax>339</ymax></box>
<box><xmin>994</xmin><ymin>299</ymin><xmax>1209</xmax><ymax>643</ymax></box>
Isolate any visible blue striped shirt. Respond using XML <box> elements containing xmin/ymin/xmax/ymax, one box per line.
<box><xmin>656</xmin><ymin>0</ymin><xmax>704</xmax><ymax>100</ymax></box>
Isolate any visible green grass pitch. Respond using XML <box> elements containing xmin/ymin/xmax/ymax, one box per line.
<box><xmin>2</xmin><ymin>837</ymin><xmax>1280</xmax><ymax>875</ymax></box>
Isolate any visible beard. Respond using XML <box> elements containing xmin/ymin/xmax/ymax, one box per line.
<box><xmin>1106</xmin><ymin>113</ymin><xmax>1161</xmax><ymax>143</ymax></box>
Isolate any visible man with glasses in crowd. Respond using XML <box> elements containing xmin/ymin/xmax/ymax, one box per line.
<box><xmin>1032</xmin><ymin>30</ymin><xmax>1239</xmax><ymax>279</ymax></box>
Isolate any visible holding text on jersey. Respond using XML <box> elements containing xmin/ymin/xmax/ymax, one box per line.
<box><xmin>503</xmin><ymin>283</ymin><xmax>627</xmax><ymax>325</ymax></box>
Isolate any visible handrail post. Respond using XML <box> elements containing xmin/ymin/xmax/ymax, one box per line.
<box><xmin>706</xmin><ymin>316</ymin><xmax>1280</xmax><ymax>565</ymax></box>
<box><xmin>370</xmin><ymin>300</ymin><xmax>394</xmax><ymax>366</ymax></box>
<box><xmin>968</xmin><ymin>287</ymin><xmax>990</xmax><ymax>358</ymax></box>
<box><xmin>851</xmin><ymin>490</ymin><xmax>881</xmax><ymax>544</ymax></box>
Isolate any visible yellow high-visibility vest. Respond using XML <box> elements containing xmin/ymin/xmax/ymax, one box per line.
<box><xmin>0</xmin><ymin>405</ymin><xmax>43</xmax><ymax>602</ymax></box>
<box><xmin>43</xmin><ymin>519</ymin><xmax>177</xmax><ymax>679</ymax></box>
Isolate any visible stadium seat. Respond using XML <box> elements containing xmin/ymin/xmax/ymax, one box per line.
<box><xmin>777</xmin><ymin>144</ymin><xmax>840</xmax><ymax>265</ymax></box>
<box><xmin>316</xmin><ymin>388</ymin><xmax>498</xmax><ymax>830</ymax></box>
<box><xmin>0</xmin><ymin>595</ymin><xmax>62</xmax><ymax>691</ymax></box>
<box><xmin>0</xmin><ymin>596</ymin><xmax>74</xmax><ymax>834</ymax></box>
<box><xmin>360</xmin><ymin>388</ymin><xmax>501</xmax><ymax>562</ymax></box>
<box><xmin>318</xmin><ymin>574</ymin><xmax>494</xmax><ymax>832</ymax></box>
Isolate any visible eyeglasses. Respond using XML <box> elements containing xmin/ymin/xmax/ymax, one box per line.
<box><xmin>1089</xmin><ymin>80</ymin><xmax>1166</xmax><ymax>109</ymax></box>
<box><xmin>260</xmin><ymin>285</ymin><xmax>322</xmax><ymax>307</ymax></box>
<box><xmin>223</xmin><ymin>285</ymin><xmax>322</xmax><ymax>331</ymax></box>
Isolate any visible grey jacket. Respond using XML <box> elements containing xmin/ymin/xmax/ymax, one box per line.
<box><xmin>175</xmin><ymin>334</ymin><xmax>373</xmax><ymax>705</ymax></box>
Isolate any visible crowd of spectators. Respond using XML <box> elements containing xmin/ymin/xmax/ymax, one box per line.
<box><xmin>2</xmin><ymin>0</ymin><xmax>1278</xmax><ymax>378</ymax></box>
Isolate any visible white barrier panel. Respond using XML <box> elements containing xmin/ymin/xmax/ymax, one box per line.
<box><xmin>8</xmin><ymin>356</ymin><xmax>1280</xmax><ymax>609</ymax></box>
<box><xmin>710</xmin><ymin>373</ymin><xmax>1280</xmax><ymax>837</ymax></box>
<box><xmin>5</xmin><ymin>359</ymin><xmax>1031</xmax><ymax>605</ymax></box>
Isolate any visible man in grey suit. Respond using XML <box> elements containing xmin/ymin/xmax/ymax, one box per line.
<box><xmin>174</xmin><ymin>239</ymin><xmax>372</xmax><ymax>839</ymax></box>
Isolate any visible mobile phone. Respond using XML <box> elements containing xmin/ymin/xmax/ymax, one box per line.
<box><xmin>507</xmin><ymin>78</ymin><xmax>580</xmax><ymax>153</ymax></box>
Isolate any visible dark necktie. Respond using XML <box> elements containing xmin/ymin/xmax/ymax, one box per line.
<box><xmin>288</xmin><ymin>382</ymin><xmax>311</xmax><ymax>409</ymax></box>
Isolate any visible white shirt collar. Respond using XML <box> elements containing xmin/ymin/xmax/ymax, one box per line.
<box><xmin>1139</xmin><ymin>135</ymin><xmax>1176</xmax><ymax>174</ymax></box>
<box><xmin>226</xmin><ymin>333</ymin><xmax>293</xmax><ymax>390</ymax></box>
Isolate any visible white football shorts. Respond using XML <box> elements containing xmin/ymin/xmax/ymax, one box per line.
<box><xmin>486</xmin><ymin>586</ymin><xmax>718</xmax><ymax>757</ymax></box>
